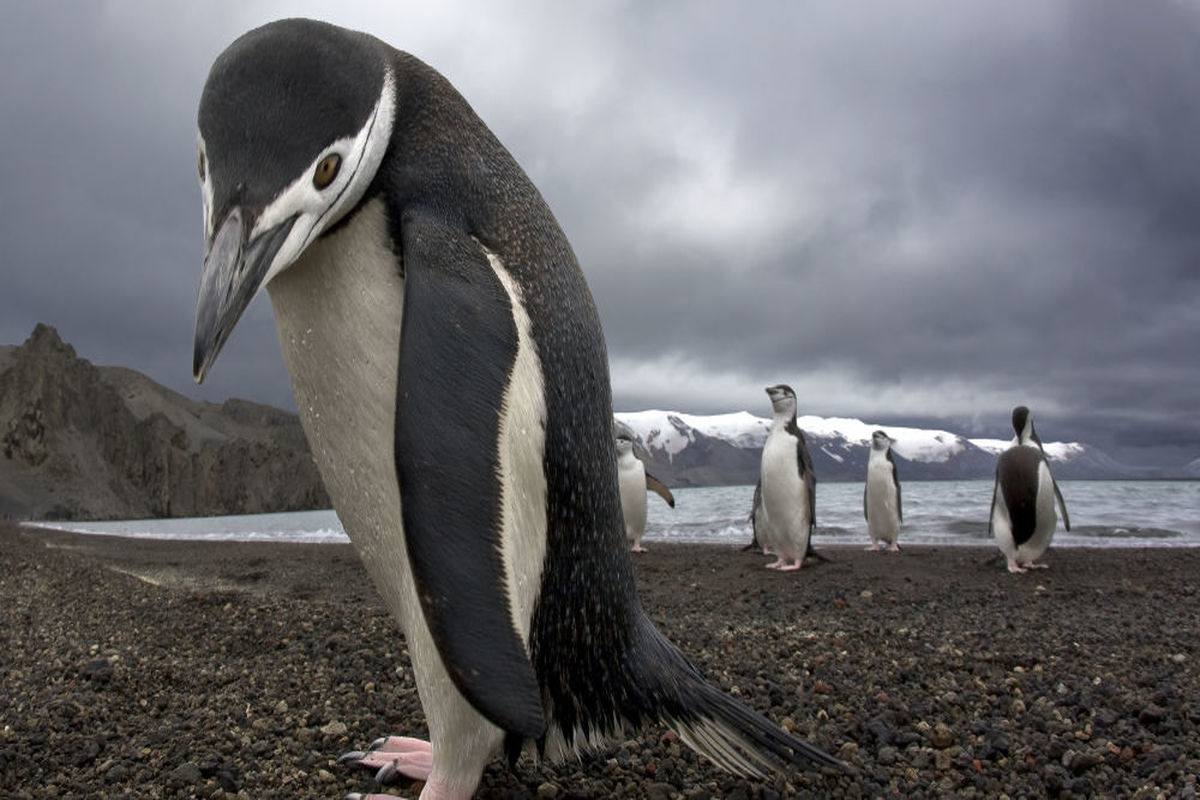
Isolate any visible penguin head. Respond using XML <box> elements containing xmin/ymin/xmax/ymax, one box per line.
<box><xmin>764</xmin><ymin>384</ymin><xmax>797</xmax><ymax>416</ymax></box>
<box><xmin>1011</xmin><ymin>405</ymin><xmax>1040</xmax><ymax>446</ymax></box>
<box><xmin>193</xmin><ymin>19</ymin><xmax>397</xmax><ymax>382</ymax></box>
<box><xmin>615</xmin><ymin>435</ymin><xmax>635</xmax><ymax>458</ymax></box>
<box><xmin>870</xmin><ymin>430</ymin><xmax>894</xmax><ymax>451</ymax></box>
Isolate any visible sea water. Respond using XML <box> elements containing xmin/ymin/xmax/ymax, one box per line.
<box><xmin>29</xmin><ymin>480</ymin><xmax>1200</xmax><ymax>549</ymax></box>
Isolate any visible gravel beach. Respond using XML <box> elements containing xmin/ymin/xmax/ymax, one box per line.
<box><xmin>3</xmin><ymin>520</ymin><xmax>1198</xmax><ymax>798</ymax></box>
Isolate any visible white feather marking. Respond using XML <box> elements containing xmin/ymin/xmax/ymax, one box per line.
<box><xmin>197</xmin><ymin>133</ymin><xmax>214</xmax><ymax>242</ymax></box>
<box><xmin>759</xmin><ymin>424</ymin><xmax>811</xmax><ymax>560</ymax></box>
<box><xmin>483</xmin><ymin>249</ymin><xmax>549</xmax><ymax>647</ymax></box>
<box><xmin>257</xmin><ymin>69</ymin><xmax>397</xmax><ymax>288</ymax></box>
<box><xmin>269</xmin><ymin>201</ymin><xmax>505</xmax><ymax>788</ymax></box>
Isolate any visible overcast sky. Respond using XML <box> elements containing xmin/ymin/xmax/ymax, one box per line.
<box><xmin>2</xmin><ymin>1</ymin><xmax>1197</xmax><ymax>466</ymax></box>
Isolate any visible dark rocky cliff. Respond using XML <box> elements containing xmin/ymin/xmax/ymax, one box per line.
<box><xmin>0</xmin><ymin>324</ymin><xmax>328</xmax><ymax>520</ymax></box>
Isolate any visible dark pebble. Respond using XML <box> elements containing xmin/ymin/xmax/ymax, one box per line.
<box><xmin>167</xmin><ymin>761</ymin><xmax>202</xmax><ymax>787</ymax></box>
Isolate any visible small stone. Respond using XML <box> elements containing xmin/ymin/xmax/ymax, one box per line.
<box><xmin>81</xmin><ymin>659</ymin><xmax>115</xmax><ymax>684</ymax></box>
<box><xmin>1065</xmin><ymin>750</ymin><xmax>1103</xmax><ymax>774</ymax></box>
<box><xmin>813</xmin><ymin>680</ymin><xmax>832</xmax><ymax>695</ymax></box>
<box><xmin>536</xmin><ymin>781</ymin><xmax>559</xmax><ymax>798</ymax></box>
<box><xmin>866</xmin><ymin>717</ymin><xmax>894</xmax><ymax>744</ymax></box>
<box><xmin>645</xmin><ymin>781</ymin><xmax>673</xmax><ymax>800</ymax></box>
<box><xmin>320</xmin><ymin>720</ymin><xmax>347</xmax><ymax>736</ymax></box>
<box><xmin>168</xmin><ymin>761</ymin><xmax>203</xmax><ymax>786</ymax></box>
<box><xmin>1138</xmin><ymin>705</ymin><xmax>1167</xmax><ymax>725</ymax></box>
<box><xmin>273</xmin><ymin>700</ymin><xmax>288</xmax><ymax>715</ymax></box>
<box><xmin>1042</xmin><ymin>764</ymin><xmax>1070</xmax><ymax>792</ymax></box>
<box><xmin>74</xmin><ymin>738</ymin><xmax>101</xmax><ymax>766</ymax></box>
<box><xmin>930</xmin><ymin>723</ymin><xmax>955</xmax><ymax>749</ymax></box>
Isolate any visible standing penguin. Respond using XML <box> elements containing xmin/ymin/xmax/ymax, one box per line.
<box><xmin>756</xmin><ymin>385</ymin><xmax>818</xmax><ymax>570</ymax></box>
<box><xmin>193</xmin><ymin>19</ymin><xmax>841</xmax><ymax>799</ymax></box>
<box><xmin>989</xmin><ymin>406</ymin><xmax>1071</xmax><ymax>573</ymax></box>
<box><xmin>863</xmin><ymin>430</ymin><xmax>902</xmax><ymax>552</ymax></box>
<box><xmin>616</xmin><ymin>435</ymin><xmax>675</xmax><ymax>553</ymax></box>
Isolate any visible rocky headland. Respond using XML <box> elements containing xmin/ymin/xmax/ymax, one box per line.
<box><xmin>0</xmin><ymin>324</ymin><xmax>327</xmax><ymax>520</ymax></box>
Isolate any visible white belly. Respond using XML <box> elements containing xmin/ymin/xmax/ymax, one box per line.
<box><xmin>618</xmin><ymin>458</ymin><xmax>648</xmax><ymax>542</ymax></box>
<box><xmin>266</xmin><ymin>200</ymin><xmax>546</xmax><ymax>783</ymax></box>
<box><xmin>1020</xmin><ymin>462</ymin><xmax>1059</xmax><ymax>561</ymax></box>
<box><xmin>759</xmin><ymin>431</ymin><xmax>810</xmax><ymax>558</ymax></box>
<box><xmin>267</xmin><ymin>200</ymin><xmax>415</xmax><ymax>631</ymax></box>
<box><xmin>864</xmin><ymin>461</ymin><xmax>899</xmax><ymax>544</ymax></box>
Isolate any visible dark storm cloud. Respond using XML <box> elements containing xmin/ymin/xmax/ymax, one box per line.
<box><xmin>1</xmin><ymin>1</ymin><xmax>1196</xmax><ymax>467</ymax></box>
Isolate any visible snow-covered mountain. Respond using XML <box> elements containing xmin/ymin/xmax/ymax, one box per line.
<box><xmin>614</xmin><ymin>409</ymin><xmax>1150</xmax><ymax>486</ymax></box>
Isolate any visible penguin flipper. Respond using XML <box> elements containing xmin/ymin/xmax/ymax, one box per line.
<box><xmin>393</xmin><ymin>211</ymin><xmax>544</xmax><ymax>739</ymax></box>
<box><xmin>889</xmin><ymin>453</ymin><xmax>902</xmax><ymax>523</ymax></box>
<box><xmin>1052</xmin><ymin>477</ymin><xmax>1070</xmax><ymax>531</ymax></box>
<box><xmin>645</xmin><ymin>472</ymin><xmax>675</xmax><ymax>508</ymax></box>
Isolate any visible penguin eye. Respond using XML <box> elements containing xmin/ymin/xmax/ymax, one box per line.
<box><xmin>198</xmin><ymin>152</ymin><xmax>206</xmax><ymax>182</ymax></box>
<box><xmin>313</xmin><ymin>153</ymin><xmax>342</xmax><ymax>189</ymax></box>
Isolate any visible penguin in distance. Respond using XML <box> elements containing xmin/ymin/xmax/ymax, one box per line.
<box><xmin>863</xmin><ymin>430</ymin><xmax>902</xmax><ymax>551</ymax></box>
<box><xmin>756</xmin><ymin>385</ymin><xmax>818</xmax><ymax>570</ymax></box>
<box><xmin>193</xmin><ymin>19</ymin><xmax>841</xmax><ymax>799</ymax></box>
<box><xmin>989</xmin><ymin>406</ymin><xmax>1071</xmax><ymax>573</ymax></box>
<box><xmin>616</xmin><ymin>434</ymin><xmax>675</xmax><ymax>553</ymax></box>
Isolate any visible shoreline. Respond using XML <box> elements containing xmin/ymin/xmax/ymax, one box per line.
<box><xmin>22</xmin><ymin>520</ymin><xmax>1200</xmax><ymax>551</ymax></box>
<box><xmin>3</xmin><ymin>521</ymin><xmax>1198</xmax><ymax>797</ymax></box>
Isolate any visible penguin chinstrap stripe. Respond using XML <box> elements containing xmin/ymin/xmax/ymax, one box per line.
<box><xmin>194</xmin><ymin>18</ymin><xmax>845</xmax><ymax>798</ymax></box>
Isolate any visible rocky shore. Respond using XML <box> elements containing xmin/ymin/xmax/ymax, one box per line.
<box><xmin>2</xmin><ymin>521</ymin><xmax>1197</xmax><ymax>798</ymax></box>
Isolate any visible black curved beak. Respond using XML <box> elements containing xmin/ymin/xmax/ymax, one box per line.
<box><xmin>193</xmin><ymin>208</ymin><xmax>296</xmax><ymax>383</ymax></box>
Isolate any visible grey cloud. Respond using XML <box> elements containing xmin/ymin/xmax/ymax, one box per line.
<box><xmin>1</xmin><ymin>1</ymin><xmax>1196</xmax><ymax>467</ymax></box>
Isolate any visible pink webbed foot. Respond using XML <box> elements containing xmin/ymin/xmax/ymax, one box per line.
<box><xmin>865</xmin><ymin>543</ymin><xmax>881</xmax><ymax>552</ymax></box>
<box><xmin>777</xmin><ymin>559</ymin><xmax>803</xmax><ymax>572</ymax></box>
<box><xmin>888</xmin><ymin>543</ymin><xmax>901</xmax><ymax>552</ymax></box>
<box><xmin>341</xmin><ymin>735</ymin><xmax>433</xmax><ymax>784</ymax></box>
<box><xmin>1006</xmin><ymin>560</ymin><xmax>1027</xmax><ymax>574</ymax></box>
<box><xmin>765</xmin><ymin>558</ymin><xmax>783</xmax><ymax>569</ymax></box>
<box><xmin>630</xmin><ymin>544</ymin><xmax>648</xmax><ymax>553</ymax></box>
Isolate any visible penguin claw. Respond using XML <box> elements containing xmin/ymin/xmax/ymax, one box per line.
<box><xmin>340</xmin><ymin>735</ymin><xmax>435</xmax><ymax>784</ymax></box>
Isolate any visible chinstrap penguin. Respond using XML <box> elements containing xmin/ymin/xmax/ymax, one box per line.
<box><xmin>616</xmin><ymin>435</ymin><xmax>675</xmax><ymax>553</ymax></box>
<box><xmin>989</xmin><ymin>406</ymin><xmax>1071</xmax><ymax>573</ymax></box>
<box><xmin>756</xmin><ymin>385</ymin><xmax>818</xmax><ymax>571</ymax></box>
<box><xmin>193</xmin><ymin>19</ymin><xmax>843</xmax><ymax>799</ymax></box>
<box><xmin>863</xmin><ymin>430</ymin><xmax>902</xmax><ymax>552</ymax></box>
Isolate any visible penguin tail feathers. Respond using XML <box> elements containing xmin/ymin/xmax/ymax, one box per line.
<box><xmin>668</xmin><ymin>679</ymin><xmax>847</xmax><ymax>777</ymax></box>
<box><xmin>632</xmin><ymin>617</ymin><xmax>846</xmax><ymax>777</ymax></box>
